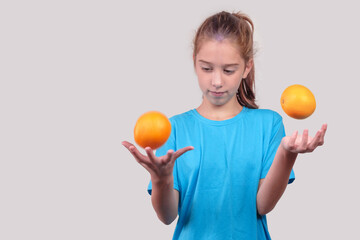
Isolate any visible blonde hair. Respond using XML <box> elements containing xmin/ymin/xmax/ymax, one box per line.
<box><xmin>193</xmin><ymin>11</ymin><xmax>258</xmax><ymax>109</ymax></box>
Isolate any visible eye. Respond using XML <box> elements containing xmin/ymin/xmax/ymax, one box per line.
<box><xmin>201</xmin><ymin>67</ymin><xmax>212</xmax><ymax>72</ymax></box>
<box><xmin>223</xmin><ymin>69</ymin><xmax>235</xmax><ymax>74</ymax></box>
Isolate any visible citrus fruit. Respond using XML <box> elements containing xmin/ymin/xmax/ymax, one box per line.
<box><xmin>134</xmin><ymin>111</ymin><xmax>171</xmax><ymax>149</ymax></box>
<box><xmin>280</xmin><ymin>84</ymin><xmax>316</xmax><ymax>119</ymax></box>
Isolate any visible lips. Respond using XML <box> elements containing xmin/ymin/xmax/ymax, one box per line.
<box><xmin>209</xmin><ymin>91</ymin><xmax>225</xmax><ymax>97</ymax></box>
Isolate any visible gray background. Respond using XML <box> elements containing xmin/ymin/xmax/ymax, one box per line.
<box><xmin>1</xmin><ymin>0</ymin><xmax>358</xmax><ymax>239</ymax></box>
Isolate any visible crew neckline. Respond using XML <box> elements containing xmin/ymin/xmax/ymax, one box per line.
<box><xmin>191</xmin><ymin>106</ymin><xmax>248</xmax><ymax>126</ymax></box>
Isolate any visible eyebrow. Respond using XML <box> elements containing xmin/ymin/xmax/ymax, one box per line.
<box><xmin>198</xmin><ymin>60</ymin><xmax>239</xmax><ymax>67</ymax></box>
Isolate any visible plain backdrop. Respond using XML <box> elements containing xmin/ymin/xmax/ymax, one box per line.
<box><xmin>1</xmin><ymin>0</ymin><xmax>359</xmax><ymax>239</ymax></box>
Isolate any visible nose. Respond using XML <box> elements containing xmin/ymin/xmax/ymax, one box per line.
<box><xmin>211</xmin><ymin>70</ymin><xmax>223</xmax><ymax>88</ymax></box>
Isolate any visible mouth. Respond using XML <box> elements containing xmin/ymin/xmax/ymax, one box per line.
<box><xmin>209</xmin><ymin>91</ymin><xmax>226</xmax><ymax>97</ymax></box>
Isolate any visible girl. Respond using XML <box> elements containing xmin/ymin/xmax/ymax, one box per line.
<box><xmin>122</xmin><ymin>11</ymin><xmax>327</xmax><ymax>239</ymax></box>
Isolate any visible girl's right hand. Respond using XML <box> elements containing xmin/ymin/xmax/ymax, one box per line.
<box><xmin>122</xmin><ymin>141</ymin><xmax>194</xmax><ymax>182</ymax></box>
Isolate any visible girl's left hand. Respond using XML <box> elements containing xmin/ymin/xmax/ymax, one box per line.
<box><xmin>281</xmin><ymin>123</ymin><xmax>327</xmax><ymax>154</ymax></box>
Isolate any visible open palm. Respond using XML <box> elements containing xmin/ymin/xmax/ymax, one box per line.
<box><xmin>281</xmin><ymin>124</ymin><xmax>327</xmax><ymax>154</ymax></box>
<box><xmin>122</xmin><ymin>141</ymin><xmax>194</xmax><ymax>181</ymax></box>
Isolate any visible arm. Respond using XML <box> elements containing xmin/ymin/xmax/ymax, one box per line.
<box><xmin>256</xmin><ymin>124</ymin><xmax>327</xmax><ymax>216</ymax></box>
<box><xmin>122</xmin><ymin>141</ymin><xmax>193</xmax><ymax>224</ymax></box>
<box><xmin>151</xmin><ymin>176</ymin><xmax>179</xmax><ymax>225</ymax></box>
<box><xmin>146</xmin><ymin>145</ymin><xmax>180</xmax><ymax>224</ymax></box>
<box><xmin>256</xmin><ymin>146</ymin><xmax>297</xmax><ymax>215</ymax></box>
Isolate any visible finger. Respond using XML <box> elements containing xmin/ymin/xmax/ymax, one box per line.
<box><xmin>132</xmin><ymin>147</ymin><xmax>160</xmax><ymax>173</ymax></box>
<box><xmin>308</xmin><ymin>130</ymin><xmax>322</xmax><ymax>151</ymax></box>
<box><xmin>138</xmin><ymin>162</ymin><xmax>155</xmax><ymax>175</ymax></box>
<box><xmin>172</xmin><ymin>146</ymin><xmax>194</xmax><ymax>163</ymax></box>
<box><xmin>145</xmin><ymin>147</ymin><xmax>157</xmax><ymax>163</ymax></box>
<box><xmin>122</xmin><ymin>141</ymin><xmax>138</xmax><ymax>155</ymax></box>
<box><xmin>319</xmin><ymin>123</ymin><xmax>328</xmax><ymax>145</ymax></box>
<box><xmin>163</xmin><ymin>149</ymin><xmax>175</xmax><ymax>164</ymax></box>
<box><xmin>299</xmin><ymin>129</ymin><xmax>309</xmax><ymax>152</ymax></box>
<box><xmin>155</xmin><ymin>149</ymin><xmax>175</xmax><ymax>165</ymax></box>
<box><xmin>122</xmin><ymin>141</ymin><xmax>134</xmax><ymax>149</ymax></box>
<box><xmin>288</xmin><ymin>130</ymin><xmax>298</xmax><ymax>150</ymax></box>
<box><xmin>122</xmin><ymin>142</ymin><xmax>160</xmax><ymax>175</ymax></box>
<box><xmin>122</xmin><ymin>141</ymin><xmax>140</xmax><ymax>154</ymax></box>
<box><xmin>123</xmin><ymin>142</ymin><xmax>149</xmax><ymax>164</ymax></box>
<box><xmin>145</xmin><ymin>147</ymin><xmax>175</xmax><ymax>165</ymax></box>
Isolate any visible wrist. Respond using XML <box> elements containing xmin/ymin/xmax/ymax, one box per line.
<box><xmin>280</xmin><ymin>145</ymin><xmax>298</xmax><ymax>162</ymax></box>
<box><xmin>151</xmin><ymin>175</ymin><xmax>174</xmax><ymax>186</ymax></box>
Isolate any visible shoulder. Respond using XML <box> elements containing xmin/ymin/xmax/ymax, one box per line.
<box><xmin>169</xmin><ymin>109</ymin><xmax>196</xmax><ymax>124</ymax></box>
<box><xmin>245</xmin><ymin>108</ymin><xmax>283</xmax><ymax>125</ymax></box>
<box><xmin>164</xmin><ymin>110</ymin><xmax>198</xmax><ymax>134</ymax></box>
<box><xmin>244</xmin><ymin>108</ymin><xmax>285</xmax><ymax>138</ymax></box>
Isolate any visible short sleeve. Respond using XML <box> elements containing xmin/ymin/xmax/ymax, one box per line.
<box><xmin>147</xmin><ymin>118</ymin><xmax>180</xmax><ymax>194</ymax></box>
<box><xmin>261</xmin><ymin>113</ymin><xmax>295</xmax><ymax>184</ymax></box>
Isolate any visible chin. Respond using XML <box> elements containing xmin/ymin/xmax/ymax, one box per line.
<box><xmin>209</xmin><ymin>98</ymin><xmax>228</xmax><ymax>106</ymax></box>
<box><xmin>204</xmin><ymin>93</ymin><xmax>233</xmax><ymax>107</ymax></box>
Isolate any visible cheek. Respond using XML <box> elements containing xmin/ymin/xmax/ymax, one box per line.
<box><xmin>229</xmin><ymin>76</ymin><xmax>242</xmax><ymax>92</ymax></box>
<box><xmin>197</xmin><ymin>77</ymin><xmax>207</xmax><ymax>91</ymax></box>
<box><xmin>195</xmin><ymin>70</ymin><xmax>207</xmax><ymax>87</ymax></box>
<box><xmin>195</xmin><ymin>66</ymin><xmax>204</xmax><ymax>78</ymax></box>
<box><xmin>229</xmin><ymin>79</ymin><xmax>241</xmax><ymax>94</ymax></box>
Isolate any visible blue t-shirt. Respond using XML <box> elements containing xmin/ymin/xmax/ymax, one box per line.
<box><xmin>148</xmin><ymin>107</ymin><xmax>295</xmax><ymax>240</ymax></box>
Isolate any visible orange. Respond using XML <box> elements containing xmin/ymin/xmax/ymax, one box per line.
<box><xmin>134</xmin><ymin>111</ymin><xmax>171</xmax><ymax>149</ymax></box>
<box><xmin>280</xmin><ymin>84</ymin><xmax>316</xmax><ymax>119</ymax></box>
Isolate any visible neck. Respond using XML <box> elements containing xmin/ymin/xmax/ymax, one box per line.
<box><xmin>196</xmin><ymin>98</ymin><xmax>243</xmax><ymax>121</ymax></box>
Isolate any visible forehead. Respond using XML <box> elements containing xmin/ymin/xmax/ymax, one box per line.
<box><xmin>196</xmin><ymin>39</ymin><xmax>244</xmax><ymax>64</ymax></box>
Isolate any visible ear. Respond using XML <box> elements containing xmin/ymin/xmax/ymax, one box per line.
<box><xmin>242</xmin><ymin>59</ymin><xmax>254</xmax><ymax>78</ymax></box>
